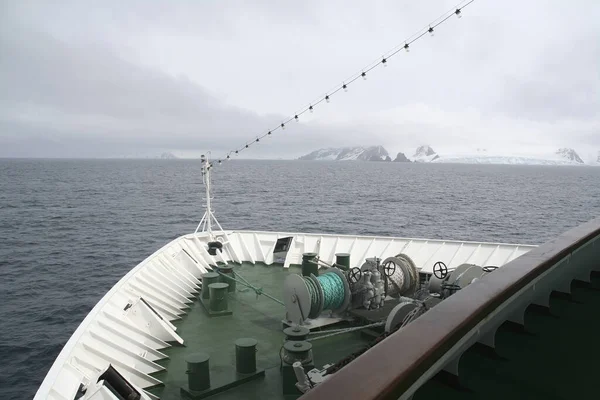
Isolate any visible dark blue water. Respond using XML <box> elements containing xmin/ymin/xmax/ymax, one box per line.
<box><xmin>1</xmin><ymin>159</ymin><xmax>599</xmax><ymax>399</ymax></box>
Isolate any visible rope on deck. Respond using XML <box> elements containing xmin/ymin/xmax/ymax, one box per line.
<box><xmin>217</xmin><ymin>270</ymin><xmax>285</xmax><ymax>306</ymax></box>
<box><xmin>306</xmin><ymin>321</ymin><xmax>385</xmax><ymax>342</ymax></box>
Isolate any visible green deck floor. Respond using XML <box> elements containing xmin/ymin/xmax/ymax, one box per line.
<box><xmin>148</xmin><ymin>263</ymin><xmax>372</xmax><ymax>400</ymax></box>
<box><xmin>414</xmin><ymin>272</ymin><xmax>600</xmax><ymax>400</ymax></box>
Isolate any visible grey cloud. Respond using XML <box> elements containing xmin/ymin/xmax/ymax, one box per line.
<box><xmin>0</xmin><ymin>23</ymin><xmax>289</xmax><ymax>157</ymax></box>
<box><xmin>1</xmin><ymin>0</ymin><xmax>599</xmax><ymax>158</ymax></box>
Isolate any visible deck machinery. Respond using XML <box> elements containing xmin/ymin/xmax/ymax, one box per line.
<box><xmin>279</xmin><ymin>252</ymin><xmax>497</xmax><ymax>394</ymax></box>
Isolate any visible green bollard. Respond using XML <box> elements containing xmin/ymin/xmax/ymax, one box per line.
<box><xmin>208</xmin><ymin>283</ymin><xmax>229</xmax><ymax>312</ymax></box>
<box><xmin>235</xmin><ymin>338</ymin><xmax>258</xmax><ymax>374</ymax></box>
<box><xmin>217</xmin><ymin>265</ymin><xmax>236</xmax><ymax>292</ymax></box>
<box><xmin>335</xmin><ymin>253</ymin><xmax>351</xmax><ymax>270</ymax></box>
<box><xmin>185</xmin><ymin>352</ymin><xmax>211</xmax><ymax>392</ymax></box>
<box><xmin>283</xmin><ymin>326</ymin><xmax>309</xmax><ymax>341</ymax></box>
<box><xmin>301</xmin><ymin>253</ymin><xmax>319</xmax><ymax>277</ymax></box>
<box><xmin>282</xmin><ymin>341</ymin><xmax>314</xmax><ymax>395</ymax></box>
<box><xmin>201</xmin><ymin>272</ymin><xmax>220</xmax><ymax>300</ymax></box>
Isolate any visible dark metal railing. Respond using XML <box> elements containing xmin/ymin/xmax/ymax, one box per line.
<box><xmin>301</xmin><ymin>218</ymin><xmax>600</xmax><ymax>400</ymax></box>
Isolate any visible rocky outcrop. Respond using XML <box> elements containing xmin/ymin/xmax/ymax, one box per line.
<box><xmin>299</xmin><ymin>146</ymin><xmax>390</xmax><ymax>161</ymax></box>
<box><xmin>394</xmin><ymin>152</ymin><xmax>410</xmax><ymax>162</ymax></box>
<box><xmin>555</xmin><ymin>148</ymin><xmax>584</xmax><ymax>164</ymax></box>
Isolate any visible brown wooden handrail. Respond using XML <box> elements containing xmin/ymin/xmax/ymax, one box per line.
<box><xmin>301</xmin><ymin>218</ymin><xmax>600</xmax><ymax>400</ymax></box>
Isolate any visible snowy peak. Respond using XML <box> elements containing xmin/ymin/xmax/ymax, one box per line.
<box><xmin>298</xmin><ymin>148</ymin><xmax>340</xmax><ymax>161</ymax></box>
<box><xmin>299</xmin><ymin>146</ymin><xmax>390</xmax><ymax>161</ymax></box>
<box><xmin>555</xmin><ymin>148</ymin><xmax>584</xmax><ymax>164</ymax></box>
<box><xmin>414</xmin><ymin>145</ymin><xmax>435</xmax><ymax>157</ymax></box>
<box><xmin>413</xmin><ymin>145</ymin><xmax>439</xmax><ymax>162</ymax></box>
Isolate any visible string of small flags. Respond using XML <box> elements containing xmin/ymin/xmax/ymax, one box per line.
<box><xmin>208</xmin><ymin>0</ymin><xmax>475</xmax><ymax>168</ymax></box>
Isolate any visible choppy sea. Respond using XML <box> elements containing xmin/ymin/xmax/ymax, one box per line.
<box><xmin>1</xmin><ymin>159</ymin><xmax>600</xmax><ymax>399</ymax></box>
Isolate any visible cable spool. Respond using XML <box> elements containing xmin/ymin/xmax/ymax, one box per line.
<box><xmin>429</xmin><ymin>263</ymin><xmax>482</xmax><ymax>298</ymax></box>
<box><xmin>384</xmin><ymin>301</ymin><xmax>418</xmax><ymax>333</ymax></box>
<box><xmin>380</xmin><ymin>254</ymin><xmax>419</xmax><ymax>297</ymax></box>
<box><xmin>449</xmin><ymin>264</ymin><xmax>482</xmax><ymax>287</ymax></box>
<box><xmin>283</xmin><ymin>268</ymin><xmax>350</xmax><ymax>324</ymax></box>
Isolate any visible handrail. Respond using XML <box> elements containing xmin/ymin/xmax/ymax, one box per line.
<box><xmin>301</xmin><ymin>218</ymin><xmax>600</xmax><ymax>400</ymax></box>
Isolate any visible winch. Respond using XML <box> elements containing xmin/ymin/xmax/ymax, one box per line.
<box><xmin>283</xmin><ymin>252</ymin><xmax>422</xmax><ymax>326</ymax></box>
<box><xmin>283</xmin><ymin>268</ymin><xmax>351</xmax><ymax>325</ymax></box>
<box><xmin>427</xmin><ymin>262</ymin><xmax>494</xmax><ymax>298</ymax></box>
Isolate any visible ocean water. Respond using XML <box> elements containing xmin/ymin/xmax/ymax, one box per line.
<box><xmin>1</xmin><ymin>159</ymin><xmax>600</xmax><ymax>399</ymax></box>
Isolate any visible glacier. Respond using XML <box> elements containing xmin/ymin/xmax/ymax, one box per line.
<box><xmin>431</xmin><ymin>155</ymin><xmax>587</xmax><ymax>166</ymax></box>
<box><xmin>414</xmin><ymin>145</ymin><xmax>596</xmax><ymax>166</ymax></box>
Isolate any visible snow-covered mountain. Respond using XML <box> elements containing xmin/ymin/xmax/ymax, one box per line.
<box><xmin>298</xmin><ymin>148</ymin><xmax>340</xmax><ymax>161</ymax></box>
<box><xmin>412</xmin><ymin>145</ymin><xmax>439</xmax><ymax>162</ymax></box>
<box><xmin>555</xmin><ymin>148</ymin><xmax>584</xmax><ymax>164</ymax></box>
<box><xmin>299</xmin><ymin>146</ymin><xmax>391</xmax><ymax>161</ymax></box>
<box><xmin>160</xmin><ymin>152</ymin><xmax>178</xmax><ymax>159</ymax></box>
<box><xmin>425</xmin><ymin>147</ymin><xmax>590</xmax><ymax>166</ymax></box>
<box><xmin>299</xmin><ymin>145</ymin><xmax>597</xmax><ymax>166</ymax></box>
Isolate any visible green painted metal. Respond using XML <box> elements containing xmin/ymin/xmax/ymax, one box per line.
<box><xmin>147</xmin><ymin>259</ymin><xmax>600</xmax><ymax>400</ymax></box>
<box><xmin>208</xmin><ymin>283</ymin><xmax>229</xmax><ymax>312</ymax></box>
<box><xmin>185</xmin><ymin>352</ymin><xmax>211</xmax><ymax>392</ymax></box>
<box><xmin>201</xmin><ymin>272</ymin><xmax>220</xmax><ymax>300</ymax></box>
<box><xmin>302</xmin><ymin>252</ymin><xmax>318</xmax><ymax>277</ymax></box>
<box><xmin>283</xmin><ymin>326</ymin><xmax>309</xmax><ymax>341</ymax></box>
<box><xmin>148</xmin><ymin>263</ymin><xmax>372</xmax><ymax>400</ymax></box>
<box><xmin>235</xmin><ymin>338</ymin><xmax>258</xmax><ymax>374</ymax></box>
<box><xmin>283</xmin><ymin>340</ymin><xmax>313</xmax><ymax>365</ymax></box>
<box><xmin>282</xmin><ymin>341</ymin><xmax>314</xmax><ymax>396</ymax></box>
<box><xmin>217</xmin><ymin>265</ymin><xmax>236</xmax><ymax>292</ymax></box>
<box><xmin>335</xmin><ymin>253</ymin><xmax>351</xmax><ymax>270</ymax></box>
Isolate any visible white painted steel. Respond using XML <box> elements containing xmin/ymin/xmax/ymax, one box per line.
<box><xmin>34</xmin><ymin>230</ymin><xmax>535</xmax><ymax>400</ymax></box>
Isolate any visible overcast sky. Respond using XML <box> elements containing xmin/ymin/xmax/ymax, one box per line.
<box><xmin>1</xmin><ymin>0</ymin><xmax>599</xmax><ymax>160</ymax></box>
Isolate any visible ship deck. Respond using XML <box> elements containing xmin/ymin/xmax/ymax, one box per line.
<box><xmin>148</xmin><ymin>262</ymin><xmax>372</xmax><ymax>400</ymax></box>
<box><xmin>34</xmin><ymin>230</ymin><xmax>535</xmax><ymax>400</ymax></box>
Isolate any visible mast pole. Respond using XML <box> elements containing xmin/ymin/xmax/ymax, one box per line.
<box><xmin>204</xmin><ymin>155</ymin><xmax>213</xmax><ymax>237</ymax></box>
<box><xmin>194</xmin><ymin>154</ymin><xmax>214</xmax><ymax>238</ymax></box>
